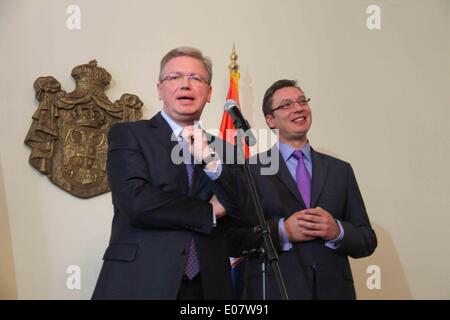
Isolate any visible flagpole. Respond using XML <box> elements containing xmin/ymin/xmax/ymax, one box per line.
<box><xmin>229</xmin><ymin>44</ymin><xmax>239</xmax><ymax>73</ymax></box>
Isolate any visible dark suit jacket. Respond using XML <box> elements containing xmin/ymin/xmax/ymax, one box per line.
<box><xmin>92</xmin><ymin>112</ymin><xmax>237</xmax><ymax>299</ymax></box>
<box><xmin>228</xmin><ymin>146</ymin><xmax>377</xmax><ymax>300</ymax></box>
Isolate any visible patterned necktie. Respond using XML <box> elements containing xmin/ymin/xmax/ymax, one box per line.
<box><xmin>180</xmin><ymin>135</ymin><xmax>200</xmax><ymax>280</ymax></box>
<box><xmin>292</xmin><ymin>150</ymin><xmax>311</xmax><ymax>208</ymax></box>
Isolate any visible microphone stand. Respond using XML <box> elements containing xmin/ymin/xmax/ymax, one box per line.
<box><xmin>233</xmin><ymin>125</ymin><xmax>289</xmax><ymax>300</ymax></box>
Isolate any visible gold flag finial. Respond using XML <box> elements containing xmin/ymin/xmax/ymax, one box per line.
<box><xmin>228</xmin><ymin>44</ymin><xmax>239</xmax><ymax>72</ymax></box>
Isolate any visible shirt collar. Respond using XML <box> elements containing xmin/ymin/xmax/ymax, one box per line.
<box><xmin>160</xmin><ymin>110</ymin><xmax>184</xmax><ymax>139</ymax></box>
<box><xmin>278</xmin><ymin>141</ymin><xmax>312</xmax><ymax>162</ymax></box>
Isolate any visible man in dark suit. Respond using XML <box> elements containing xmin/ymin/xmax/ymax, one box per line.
<box><xmin>229</xmin><ymin>79</ymin><xmax>377</xmax><ymax>300</ymax></box>
<box><xmin>92</xmin><ymin>47</ymin><xmax>240</xmax><ymax>299</ymax></box>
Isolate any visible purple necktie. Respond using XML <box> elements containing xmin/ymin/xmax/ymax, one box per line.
<box><xmin>292</xmin><ymin>150</ymin><xmax>311</xmax><ymax>208</ymax></box>
<box><xmin>181</xmin><ymin>137</ymin><xmax>200</xmax><ymax>280</ymax></box>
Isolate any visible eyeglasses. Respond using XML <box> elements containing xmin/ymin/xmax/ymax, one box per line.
<box><xmin>160</xmin><ymin>72</ymin><xmax>209</xmax><ymax>85</ymax></box>
<box><xmin>269</xmin><ymin>96</ymin><xmax>311</xmax><ymax>114</ymax></box>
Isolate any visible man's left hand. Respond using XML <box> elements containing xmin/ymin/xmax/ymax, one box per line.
<box><xmin>297</xmin><ymin>207</ymin><xmax>340</xmax><ymax>241</ymax></box>
<box><xmin>210</xmin><ymin>194</ymin><xmax>226</xmax><ymax>219</ymax></box>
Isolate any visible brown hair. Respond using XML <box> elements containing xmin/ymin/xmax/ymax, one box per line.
<box><xmin>262</xmin><ymin>79</ymin><xmax>303</xmax><ymax>116</ymax></box>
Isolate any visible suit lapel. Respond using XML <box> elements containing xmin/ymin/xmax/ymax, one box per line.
<box><xmin>310</xmin><ymin>148</ymin><xmax>328</xmax><ymax>208</ymax></box>
<box><xmin>267</xmin><ymin>146</ymin><xmax>305</xmax><ymax>206</ymax></box>
<box><xmin>148</xmin><ymin>112</ymin><xmax>189</xmax><ymax>194</ymax></box>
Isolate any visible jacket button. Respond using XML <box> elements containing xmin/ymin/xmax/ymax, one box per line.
<box><xmin>180</xmin><ymin>249</ymin><xmax>186</xmax><ymax>256</ymax></box>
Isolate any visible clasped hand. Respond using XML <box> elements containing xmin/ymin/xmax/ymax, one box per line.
<box><xmin>284</xmin><ymin>207</ymin><xmax>340</xmax><ymax>242</ymax></box>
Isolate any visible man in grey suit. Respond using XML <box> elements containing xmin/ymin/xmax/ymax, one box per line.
<box><xmin>229</xmin><ymin>79</ymin><xmax>377</xmax><ymax>299</ymax></box>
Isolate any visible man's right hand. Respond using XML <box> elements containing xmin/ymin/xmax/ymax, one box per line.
<box><xmin>209</xmin><ymin>194</ymin><xmax>226</xmax><ymax>219</ymax></box>
<box><xmin>284</xmin><ymin>211</ymin><xmax>316</xmax><ymax>242</ymax></box>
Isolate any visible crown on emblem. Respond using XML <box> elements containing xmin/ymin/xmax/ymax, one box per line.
<box><xmin>73</xmin><ymin>104</ymin><xmax>105</xmax><ymax>128</ymax></box>
<box><xmin>71</xmin><ymin>60</ymin><xmax>112</xmax><ymax>87</ymax></box>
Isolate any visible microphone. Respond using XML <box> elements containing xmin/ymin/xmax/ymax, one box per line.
<box><xmin>224</xmin><ymin>99</ymin><xmax>256</xmax><ymax>146</ymax></box>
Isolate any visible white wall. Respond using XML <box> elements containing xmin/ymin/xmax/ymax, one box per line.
<box><xmin>1</xmin><ymin>0</ymin><xmax>449</xmax><ymax>299</ymax></box>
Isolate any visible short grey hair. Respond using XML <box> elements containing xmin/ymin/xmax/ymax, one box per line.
<box><xmin>159</xmin><ymin>47</ymin><xmax>213</xmax><ymax>84</ymax></box>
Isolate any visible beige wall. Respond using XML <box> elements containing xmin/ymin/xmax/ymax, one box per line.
<box><xmin>1</xmin><ymin>0</ymin><xmax>449</xmax><ymax>299</ymax></box>
<box><xmin>0</xmin><ymin>156</ymin><xmax>18</xmax><ymax>299</ymax></box>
